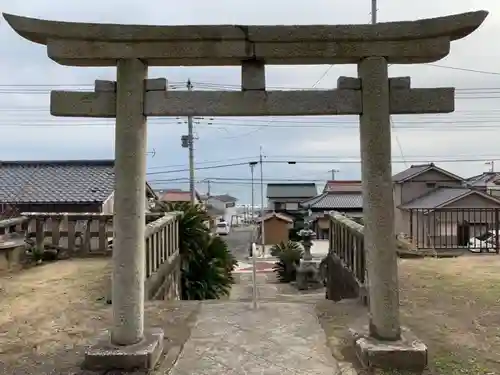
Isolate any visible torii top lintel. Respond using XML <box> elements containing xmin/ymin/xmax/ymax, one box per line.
<box><xmin>2</xmin><ymin>11</ymin><xmax>487</xmax><ymax>67</ymax></box>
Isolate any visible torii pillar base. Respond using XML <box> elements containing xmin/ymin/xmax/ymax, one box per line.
<box><xmin>350</xmin><ymin>326</ymin><xmax>428</xmax><ymax>372</ymax></box>
<box><xmin>83</xmin><ymin>328</ymin><xmax>164</xmax><ymax>372</ymax></box>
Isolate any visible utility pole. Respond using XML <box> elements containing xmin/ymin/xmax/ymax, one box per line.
<box><xmin>250</xmin><ymin>162</ymin><xmax>257</xmax><ymax>223</ymax></box>
<box><xmin>329</xmin><ymin>168</ymin><xmax>340</xmax><ymax>180</ymax></box>
<box><xmin>187</xmin><ymin>79</ymin><xmax>195</xmax><ymax>203</ymax></box>
<box><xmin>259</xmin><ymin>146</ymin><xmax>265</xmax><ymax>257</ymax></box>
<box><xmin>249</xmin><ymin>161</ymin><xmax>258</xmax><ymax>309</ymax></box>
<box><xmin>371</xmin><ymin>0</ymin><xmax>377</xmax><ymax>24</ymax></box>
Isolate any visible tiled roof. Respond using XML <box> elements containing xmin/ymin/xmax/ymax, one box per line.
<box><xmin>323</xmin><ymin>180</ymin><xmax>362</xmax><ymax>193</ymax></box>
<box><xmin>392</xmin><ymin>164</ymin><xmax>434</xmax><ymax>182</ymax></box>
<box><xmin>258</xmin><ymin>212</ymin><xmax>294</xmax><ymax>223</ymax></box>
<box><xmin>301</xmin><ymin>192</ymin><xmax>363</xmax><ymax>209</ymax></box>
<box><xmin>0</xmin><ymin>160</ymin><xmax>115</xmax><ymax>204</ymax></box>
<box><xmin>160</xmin><ymin>190</ymin><xmax>191</xmax><ymax>202</ymax></box>
<box><xmin>399</xmin><ymin>186</ymin><xmax>500</xmax><ymax>209</ymax></box>
<box><xmin>392</xmin><ymin>163</ymin><xmax>463</xmax><ymax>183</ymax></box>
<box><xmin>466</xmin><ymin>172</ymin><xmax>500</xmax><ymax>187</ymax></box>
<box><xmin>267</xmin><ymin>183</ymin><xmax>317</xmax><ymax>198</ymax></box>
<box><xmin>213</xmin><ymin>194</ymin><xmax>237</xmax><ymax>203</ymax></box>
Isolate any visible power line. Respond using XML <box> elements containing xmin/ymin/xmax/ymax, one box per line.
<box><xmin>426</xmin><ymin>64</ymin><xmax>500</xmax><ymax>76</ymax></box>
<box><xmin>147</xmin><ymin>156</ymin><xmax>257</xmax><ymax>169</ymax></box>
<box><xmin>4</xmin><ymin>118</ymin><xmax>500</xmax><ymax>129</ymax></box>
<box><xmin>146</xmin><ymin>161</ymin><xmax>251</xmax><ymax>175</ymax></box>
<box><xmin>146</xmin><ymin>153</ymin><xmax>500</xmax><ymax>172</ymax></box>
<box><xmin>1</xmin><ymin>82</ymin><xmax>500</xmax><ymax>92</ymax></box>
<box><xmin>146</xmin><ymin>157</ymin><xmax>500</xmax><ymax>175</ymax></box>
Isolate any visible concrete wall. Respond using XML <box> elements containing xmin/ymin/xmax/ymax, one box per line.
<box><xmin>163</xmin><ymin>264</ymin><xmax>181</xmax><ymax>300</ymax></box>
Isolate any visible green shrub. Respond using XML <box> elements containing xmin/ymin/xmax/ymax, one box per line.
<box><xmin>153</xmin><ymin>201</ymin><xmax>236</xmax><ymax>300</ymax></box>
<box><xmin>182</xmin><ymin>235</ymin><xmax>237</xmax><ymax>300</ymax></box>
<box><xmin>270</xmin><ymin>241</ymin><xmax>303</xmax><ymax>283</ymax></box>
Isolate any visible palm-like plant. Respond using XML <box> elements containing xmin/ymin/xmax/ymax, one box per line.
<box><xmin>270</xmin><ymin>241</ymin><xmax>303</xmax><ymax>283</ymax></box>
<box><xmin>182</xmin><ymin>236</ymin><xmax>237</xmax><ymax>299</ymax></box>
<box><xmin>152</xmin><ymin>201</ymin><xmax>236</xmax><ymax>299</ymax></box>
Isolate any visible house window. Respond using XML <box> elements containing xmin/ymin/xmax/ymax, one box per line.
<box><xmin>274</xmin><ymin>202</ymin><xmax>283</xmax><ymax>210</ymax></box>
<box><xmin>426</xmin><ymin>182</ymin><xmax>436</xmax><ymax>188</ymax></box>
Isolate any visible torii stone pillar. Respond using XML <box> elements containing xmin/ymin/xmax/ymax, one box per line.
<box><xmin>2</xmin><ymin>10</ymin><xmax>487</xmax><ymax>372</ymax></box>
<box><xmin>112</xmin><ymin>59</ymin><xmax>148</xmax><ymax>346</ymax></box>
<box><xmin>358</xmin><ymin>57</ymin><xmax>400</xmax><ymax>340</ymax></box>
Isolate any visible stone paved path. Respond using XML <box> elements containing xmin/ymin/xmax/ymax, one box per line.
<box><xmin>168</xmin><ymin>267</ymin><xmax>339</xmax><ymax>374</ymax></box>
<box><xmin>168</xmin><ymin>302</ymin><xmax>340</xmax><ymax>375</ymax></box>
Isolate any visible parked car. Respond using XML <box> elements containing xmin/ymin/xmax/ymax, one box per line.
<box><xmin>215</xmin><ymin>221</ymin><xmax>230</xmax><ymax>236</ymax></box>
<box><xmin>468</xmin><ymin>230</ymin><xmax>498</xmax><ymax>253</ymax></box>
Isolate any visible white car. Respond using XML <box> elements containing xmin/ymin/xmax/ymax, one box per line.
<box><xmin>468</xmin><ymin>231</ymin><xmax>498</xmax><ymax>253</ymax></box>
<box><xmin>215</xmin><ymin>222</ymin><xmax>230</xmax><ymax>236</ymax></box>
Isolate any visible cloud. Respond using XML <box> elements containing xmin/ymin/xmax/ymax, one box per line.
<box><xmin>0</xmin><ymin>0</ymin><xmax>499</xmax><ymax>202</ymax></box>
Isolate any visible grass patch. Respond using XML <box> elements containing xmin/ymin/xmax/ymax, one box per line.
<box><xmin>399</xmin><ymin>256</ymin><xmax>500</xmax><ymax>374</ymax></box>
<box><xmin>317</xmin><ymin>256</ymin><xmax>500</xmax><ymax>374</ymax></box>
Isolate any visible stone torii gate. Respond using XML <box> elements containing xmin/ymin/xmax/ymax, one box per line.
<box><xmin>3</xmin><ymin>10</ymin><xmax>487</xmax><ymax>371</ymax></box>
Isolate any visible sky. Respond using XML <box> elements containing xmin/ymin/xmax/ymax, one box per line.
<box><xmin>1</xmin><ymin>0</ymin><xmax>500</xmax><ymax>204</ymax></box>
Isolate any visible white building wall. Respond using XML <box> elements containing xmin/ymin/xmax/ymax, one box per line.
<box><xmin>225</xmin><ymin>206</ymin><xmax>237</xmax><ymax>225</ymax></box>
<box><xmin>207</xmin><ymin>197</ymin><xmax>226</xmax><ymax>211</ymax></box>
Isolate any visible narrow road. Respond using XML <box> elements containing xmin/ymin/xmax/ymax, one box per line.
<box><xmin>224</xmin><ymin>225</ymin><xmax>254</xmax><ymax>261</ymax></box>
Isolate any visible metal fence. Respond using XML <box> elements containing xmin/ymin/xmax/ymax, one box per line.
<box><xmin>408</xmin><ymin>208</ymin><xmax>500</xmax><ymax>253</ymax></box>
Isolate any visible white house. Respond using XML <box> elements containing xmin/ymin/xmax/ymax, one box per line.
<box><xmin>206</xmin><ymin>194</ymin><xmax>238</xmax><ymax>224</ymax></box>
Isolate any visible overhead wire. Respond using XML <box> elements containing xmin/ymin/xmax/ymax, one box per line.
<box><xmin>146</xmin><ymin>157</ymin><xmax>500</xmax><ymax>175</ymax></box>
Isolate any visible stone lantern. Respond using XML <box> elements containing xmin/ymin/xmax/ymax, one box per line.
<box><xmin>296</xmin><ymin>221</ymin><xmax>321</xmax><ymax>290</ymax></box>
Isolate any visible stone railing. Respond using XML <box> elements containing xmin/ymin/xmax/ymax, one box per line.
<box><xmin>326</xmin><ymin>211</ymin><xmax>422</xmax><ymax>303</ymax></box>
<box><xmin>328</xmin><ymin>212</ymin><xmax>367</xmax><ymax>302</ymax></box>
<box><xmin>143</xmin><ymin>212</ymin><xmax>181</xmax><ymax>300</ymax></box>
<box><xmin>0</xmin><ymin>211</ymin><xmax>182</xmax><ymax>300</ymax></box>
<box><xmin>0</xmin><ymin>216</ymin><xmax>27</xmax><ymax>235</ymax></box>
<box><xmin>0</xmin><ymin>212</ymin><xmax>165</xmax><ymax>255</ymax></box>
<box><xmin>0</xmin><ymin>217</ymin><xmax>27</xmax><ymax>271</ymax></box>
<box><xmin>105</xmin><ymin>212</ymin><xmax>182</xmax><ymax>302</ymax></box>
